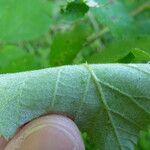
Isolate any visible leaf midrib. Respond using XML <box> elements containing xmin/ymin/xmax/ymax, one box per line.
<box><xmin>85</xmin><ymin>64</ymin><xmax>123</xmax><ymax>150</ymax></box>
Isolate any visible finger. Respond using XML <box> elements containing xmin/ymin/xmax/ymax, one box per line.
<box><xmin>5</xmin><ymin>115</ymin><xmax>85</xmax><ymax>150</ymax></box>
<box><xmin>0</xmin><ymin>137</ymin><xmax>7</xmax><ymax>150</ymax></box>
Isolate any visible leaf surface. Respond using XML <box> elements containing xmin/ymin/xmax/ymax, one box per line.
<box><xmin>87</xmin><ymin>37</ymin><xmax>150</xmax><ymax>63</ymax></box>
<box><xmin>90</xmin><ymin>0</ymin><xmax>136</xmax><ymax>37</ymax></box>
<box><xmin>0</xmin><ymin>45</ymin><xmax>41</xmax><ymax>73</ymax></box>
<box><xmin>50</xmin><ymin>23</ymin><xmax>91</xmax><ymax>66</ymax></box>
<box><xmin>0</xmin><ymin>64</ymin><xmax>150</xmax><ymax>150</ymax></box>
<box><xmin>0</xmin><ymin>0</ymin><xmax>51</xmax><ymax>42</ymax></box>
<box><xmin>61</xmin><ymin>0</ymin><xmax>89</xmax><ymax>20</ymax></box>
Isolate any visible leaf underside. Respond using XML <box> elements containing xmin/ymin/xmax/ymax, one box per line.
<box><xmin>0</xmin><ymin>64</ymin><xmax>150</xmax><ymax>150</ymax></box>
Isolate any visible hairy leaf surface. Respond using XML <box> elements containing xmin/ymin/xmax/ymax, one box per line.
<box><xmin>0</xmin><ymin>64</ymin><xmax>150</xmax><ymax>150</ymax></box>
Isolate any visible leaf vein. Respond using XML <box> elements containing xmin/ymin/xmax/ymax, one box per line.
<box><xmin>110</xmin><ymin>109</ymin><xmax>141</xmax><ymax>129</ymax></box>
<box><xmin>51</xmin><ymin>69</ymin><xmax>62</xmax><ymax>107</ymax></box>
<box><xmin>75</xmin><ymin>73</ymin><xmax>91</xmax><ymax>120</ymax></box>
<box><xmin>117</xmin><ymin>127</ymin><xmax>138</xmax><ymax>137</ymax></box>
<box><xmin>97</xmin><ymin>80</ymin><xmax>150</xmax><ymax>114</ymax></box>
<box><xmin>84</xmin><ymin>64</ymin><xmax>123</xmax><ymax>150</ymax></box>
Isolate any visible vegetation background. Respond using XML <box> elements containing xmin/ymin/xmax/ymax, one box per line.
<box><xmin>0</xmin><ymin>0</ymin><xmax>150</xmax><ymax>149</ymax></box>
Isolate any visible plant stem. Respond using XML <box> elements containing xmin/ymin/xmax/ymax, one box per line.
<box><xmin>131</xmin><ymin>1</ymin><xmax>150</xmax><ymax>16</ymax></box>
<box><xmin>84</xmin><ymin>27</ymin><xmax>109</xmax><ymax>46</ymax></box>
<box><xmin>87</xmin><ymin>12</ymin><xmax>103</xmax><ymax>47</ymax></box>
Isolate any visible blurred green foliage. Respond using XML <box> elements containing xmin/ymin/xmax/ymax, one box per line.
<box><xmin>135</xmin><ymin>129</ymin><xmax>150</xmax><ymax>150</ymax></box>
<box><xmin>0</xmin><ymin>0</ymin><xmax>150</xmax><ymax>149</ymax></box>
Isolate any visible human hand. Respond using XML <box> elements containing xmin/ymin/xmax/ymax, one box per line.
<box><xmin>0</xmin><ymin>115</ymin><xmax>85</xmax><ymax>150</ymax></box>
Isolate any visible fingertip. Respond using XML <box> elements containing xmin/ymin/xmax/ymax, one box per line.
<box><xmin>5</xmin><ymin>115</ymin><xmax>85</xmax><ymax>150</ymax></box>
<box><xmin>0</xmin><ymin>137</ymin><xmax>7</xmax><ymax>150</ymax></box>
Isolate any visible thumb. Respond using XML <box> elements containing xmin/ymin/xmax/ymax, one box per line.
<box><xmin>0</xmin><ymin>137</ymin><xmax>7</xmax><ymax>150</ymax></box>
<box><xmin>5</xmin><ymin>115</ymin><xmax>85</xmax><ymax>150</ymax></box>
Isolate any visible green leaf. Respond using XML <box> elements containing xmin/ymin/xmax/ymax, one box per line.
<box><xmin>135</xmin><ymin>129</ymin><xmax>150</xmax><ymax>150</ymax></box>
<box><xmin>50</xmin><ymin>23</ymin><xmax>91</xmax><ymax>66</ymax></box>
<box><xmin>60</xmin><ymin>0</ymin><xmax>89</xmax><ymax>20</ymax></box>
<box><xmin>0</xmin><ymin>64</ymin><xmax>150</xmax><ymax>150</ymax></box>
<box><xmin>119</xmin><ymin>49</ymin><xmax>150</xmax><ymax>63</ymax></box>
<box><xmin>0</xmin><ymin>0</ymin><xmax>52</xmax><ymax>42</ymax></box>
<box><xmin>131</xmin><ymin>49</ymin><xmax>150</xmax><ymax>62</ymax></box>
<box><xmin>135</xmin><ymin>10</ymin><xmax>150</xmax><ymax>36</ymax></box>
<box><xmin>82</xmin><ymin>132</ymin><xmax>97</xmax><ymax>150</ymax></box>
<box><xmin>87</xmin><ymin>37</ymin><xmax>150</xmax><ymax>63</ymax></box>
<box><xmin>90</xmin><ymin>0</ymin><xmax>136</xmax><ymax>37</ymax></box>
<box><xmin>0</xmin><ymin>45</ymin><xmax>40</xmax><ymax>73</ymax></box>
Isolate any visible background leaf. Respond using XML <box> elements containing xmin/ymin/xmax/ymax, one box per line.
<box><xmin>135</xmin><ymin>129</ymin><xmax>150</xmax><ymax>150</ymax></box>
<box><xmin>87</xmin><ymin>37</ymin><xmax>150</xmax><ymax>63</ymax></box>
<box><xmin>119</xmin><ymin>49</ymin><xmax>150</xmax><ymax>63</ymax></box>
<box><xmin>61</xmin><ymin>0</ymin><xmax>89</xmax><ymax>20</ymax></box>
<box><xmin>90</xmin><ymin>0</ymin><xmax>136</xmax><ymax>37</ymax></box>
<box><xmin>0</xmin><ymin>45</ymin><xmax>40</xmax><ymax>73</ymax></box>
<box><xmin>50</xmin><ymin>23</ymin><xmax>91</xmax><ymax>66</ymax></box>
<box><xmin>0</xmin><ymin>0</ymin><xmax>52</xmax><ymax>42</ymax></box>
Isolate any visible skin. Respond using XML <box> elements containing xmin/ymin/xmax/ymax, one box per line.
<box><xmin>0</xmin><ymin>115</ymin><xmax>85</xmax><ymax>150</ymax></box>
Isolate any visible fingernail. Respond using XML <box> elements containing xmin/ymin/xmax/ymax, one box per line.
<box><xmin>5</xmin><ymin>115</ymin><xmax>85</xmax><ymax>150</ymax></box>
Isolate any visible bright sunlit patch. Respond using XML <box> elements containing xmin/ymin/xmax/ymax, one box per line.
<box><xmin>85</xmin><ymin>0</ymin><xmax>99</xmax><ymax>7</ymax></box>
